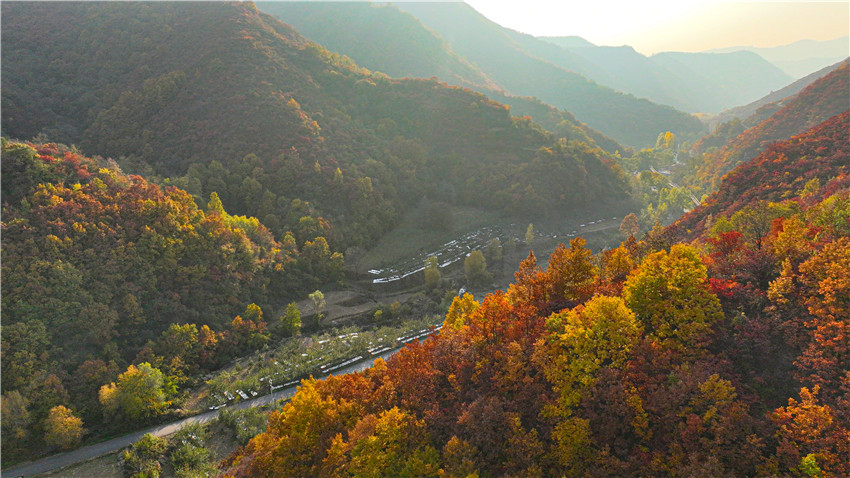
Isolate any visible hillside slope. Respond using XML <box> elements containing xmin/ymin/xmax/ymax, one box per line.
<box><xmin>710</xmin><ymin>59</ymin><xmax>848</xmax><ymax>127</ymax></box>
<box><xmin>393</xmin><ymin>2</ymin><xmax>706</xmax><ymax>148</ymax></box>
<box><xmin>671</xmin><ymin>110</ymin><xmax>849</xmax><ymax>239</ymax></box>
<box><xmin>0</xmin><ymin>138</ymin><xmax>302</xmax><ymax>461</ymax></box>
<box><xmin>255</xmin><ymin>2</ymin><xmax>498</xmax><ymax>92</ymax></box>
<box><xmin>257</xmin><ymin>1</ymin><xmax>624</xmax><ymax>154</ymax></box>
<box><xmin>1</xmin><ymin>2</ymin><xmax>632</xmax><ymax>250</ymax></box>
<box><xmin>683</xmin><ymin>61</ymin><xmax>849</xmax><ymax>190</ymax></box>
<box><xmin>221</xmin><ymin>121</ymin><xmax>850</xmax><ymax>476</ymax></box>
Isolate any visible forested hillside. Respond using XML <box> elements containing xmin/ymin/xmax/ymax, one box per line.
<box><xmin>255</xmin><ymin>2</ymin><xmax>499</xmax><ymax>92</ymax></box>
<box><xmin>709</xmin><ymin>59</ymin><xmax>847</xmax><ymax>127</ymax></box>
<box><xmin>670</xmin><ymin>110</ymin><xmax>849</xmax><ymax>240</ymax></box>
<box><xmin>681</xmin><ymin>61</ymin><xmax>849</xmax><ymax>190</ymax></box>
<box><xmin>3</xmin><ymin>2</ymin><xmax>847</xmax><ymax>475</ymax></box>
<box><xmin>0</xmin><ymin>139</ymin><xmax>320</xmax><ymax>461</ymax></box>
<box><xmin>257</xmin><ymin>1</ymin><xmax>625</xmax><ymax>155</ymax></box>
<box><xmin>389</xmin><ymin>2</ymin><xmax>707</xmax><ymax>148</ymax></box>
<box><xmin>1</xmin><ymin>1</ymin><xmax>632</xmax><ymax>254</ymax></box>
<box><xmin>221</xmin><ymin>112</ymin><xmax>850</xmax><ymax>475</ymax></box>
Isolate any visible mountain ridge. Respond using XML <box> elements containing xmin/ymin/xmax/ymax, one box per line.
<box><xmin>2</xmin><ymin>1</ymin><xmax>633</xmax><ymax>251</ymax></box>
<box><xmin>682</xmin><ymin>61</ymin><xmax>849</xmax><ymax>190</ymax></box>
<box><xmin>391</xmin><ymin>1</ymin><xmax>707</xmax><ymax>148</ymax></box>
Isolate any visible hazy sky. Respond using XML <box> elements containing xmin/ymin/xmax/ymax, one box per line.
<box><xmin>462</xmin><ymin>0</ymin><xmax>849</xmax><ymax>55</ymax></box>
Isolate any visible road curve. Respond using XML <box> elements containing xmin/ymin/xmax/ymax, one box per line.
<box><xmin>1</xmin><ymin>347</ymin><xmax>403</xmax><ymax>478</ymax></box>
<box><xmin>4</xmin><ymin>220</ymin><xmax>624</xmax><ymax>477</ymax></box>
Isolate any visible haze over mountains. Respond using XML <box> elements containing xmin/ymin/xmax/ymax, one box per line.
<box><xmin>531</xmin><ymin>37</ymin><xmax>793</xmax><ymax>114</ymax></box>
<box><xmin>707</xmin><ymin>36</ymin><xmax>850</xmax><ymax>78</ymax></box>
<box><xmin>2</xmin><ymin>1</ymin><xmax>850</xmax><ymax>476</ymax></box>
<box><xmin>259</xmin><ymin>1</ymin><xmax>846</xmax><ymax>150</ymax></box>
<box><xmin>260</xmin><ymin>1</ymin><xmax>707</xmax><ymax>148</ymax></box>
<box><xmin>683</xmin><ymin>62</ymin><xmax>849</xmax><ymax>190</ymax></box>
<box><xmin>709</xmin><ymin>59</ymin><xmax>848</xmax><ymax>127</ymax></box>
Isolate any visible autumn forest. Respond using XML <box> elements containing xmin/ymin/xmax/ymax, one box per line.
<box><xmin>1</xmin><ymin>2</ymin><xmax>848</xmax><ymax>477</ymax></box>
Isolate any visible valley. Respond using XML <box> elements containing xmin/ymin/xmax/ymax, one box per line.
<box><xmin>1</xmin><ymin>1</ymin><xmax>848</xmax><ymax>477</ymax></box>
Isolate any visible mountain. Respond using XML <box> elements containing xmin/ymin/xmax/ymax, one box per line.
<box><xmin>254</xmin><ymin>2</ymin><xmax>499</xmax><ymax>92</ymax></box>
<box><xmin>391</xmin><ymin>2</ymin><xmax>707</xmax><ymax>148</ymax></box>
<box><xmin>256</xmin><ymin>1</ymin><xmax>623</xmax><ymax>155</ymax></box>
<box><xmin>534</xmin><ymin>36</ymin><xmax>793</xmax><ymax>114</ymax></box>
<box><xmin>542</xmin><ymin>43</ymin><xmax>695</xmax><ymax>111</ymax></box>
<box><xmin>221</xmin><ymin>114</ymin><xmax>850</xmax><ymax>476</ymax></box>
<box><xmin>1</xmin><ymin>1</ymin><xmax>632</xmax><ymax>252</ymax></box>
<box><xmin>708</xmin><ymin>36</ymin><xmax>850</xmax><ymax>78</ymax></box>
<box><xmin>683</xmin><ymin>61</ymin><xmax>849</xmax><ymax>190</ymax></box>
<box><xmin>648</xmin><ymin>51</ymin><xmax>793</xmax><ymax>113</ymax></box>
<box><xmin>539</xmin><ymin>35</ymin><xmax>596</xmax><ymax>49</ymax></box>
<box><xmin>671</xmin><ymin>110</ymin><xmax>850</xmax><ymax>239</ymax></box>
<box><xmin>710</xmin><ymin>59</ymin><xmax>848</xmax><ymax>127</ymax></box>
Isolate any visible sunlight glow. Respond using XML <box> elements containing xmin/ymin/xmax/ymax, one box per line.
<box><xmin>462</xmin><ymin>0</ymin><xmax>849</xmax><ymax>54</ymax></box>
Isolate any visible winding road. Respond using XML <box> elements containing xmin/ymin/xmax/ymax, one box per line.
<box><xmin>4</xmin><ymin>216</ymin><xmax>625</xmax><ymax>477</ymax></box>
<box><xmin>1</xmin><ymin>348</ymin><xmax>403</xmax><ymax>478</ymax></box>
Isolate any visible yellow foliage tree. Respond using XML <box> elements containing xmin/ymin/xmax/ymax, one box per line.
<box><xmin>43</xmin><ymin>405</ymin><xmax>84</xmax><ymax>450</ymax></box>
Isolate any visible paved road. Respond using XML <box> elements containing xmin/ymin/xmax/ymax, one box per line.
<box><xmin>4</xmin><ymin>221</ymin><xmax>625</xmax><ymax>477</ymax></box>
<box><xmin>1</xmin><ymin>347</ymin><xmax>403</xmax><ymax>478</ymax></box>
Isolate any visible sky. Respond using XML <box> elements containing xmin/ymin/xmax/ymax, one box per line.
<box><xmin>462</xmin><ymin>0</ymin><xmax>849</xmax><ymax>55</ymax></box>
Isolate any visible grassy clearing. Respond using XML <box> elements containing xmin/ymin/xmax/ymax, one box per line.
<box><xmin>358</xmin><ymin>203</ymin><xmax>503</xmax><ymax>271</ymax></box>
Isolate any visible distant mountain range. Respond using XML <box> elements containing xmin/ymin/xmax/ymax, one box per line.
<box><xmin>707</xmin><ymin>36</ymin><xmax>850</xmax><ymax>78</ymax></box>
<box><xmin>538</xmin><ymin>37</ymin><xmax>794</xmax><ymax>114</ymax></box>
<box><xmin>259</xmin><ymin>2</ymin><xmax>707</xmax><ymax>148</ymax></box>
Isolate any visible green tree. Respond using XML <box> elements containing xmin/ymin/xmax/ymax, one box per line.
<box><xmin>309</xmin><ymin>290</ymin><xmax>326</xmax><ymax>326</ymax></box>
<box><xmin>123</xmin><ymin>433</ymin><xmax>168</xmax><ymax>478</ymax></box>
<box><xmin>99</xmin><ymin>362</ymin><xmax>173</xmax><ymax>423</ymax></box>
<box><xmin>218</xmin><ymin>406</ymin><xmax>269</xmax><ymax>446</ymax></box>
<box><xmin>154</xmin><ymin>323</ymin><xmax>202</xmax><ymax>375</ymax></box>
<box><xmin>424</xmin><ymin>256</ymin><xmax>441</xmax><ymax>290</ymax></box>
<box><xmin>484</xmin><ymin>238</ymin><xmax>503</xmax><ymax>264</ymax></box>
<box><xmin>730</xmin><ymin>201</ymin><xmax>797</xmax><ymax>249</ymax></box>
<box><xmin>207</xmin><ymin>191</ymin><xmax>225</xmax><ymax>215</ymax></box>
<box><xmin>281</xmin><ymin>302</ymin><xmax>302</xmax><ymax>337</ymax></box>
<box><xmin>43</xmin><ymin>405</ymin><xmax>84</xmax><ymax>450</ymax></box>
<box><xmin>1</xmin><ymin>391</ymin><xmax>31</xmax><ymax>451</ymax></box>
<box><xmin>464</xmin><ymin>250</ymin><xmax>491</xmax><ymax>286</ymax></box>
<box><xmin>170</xmin><ymin>424</ymin><xmax>214</xmax><ymax>477</ymax></box>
